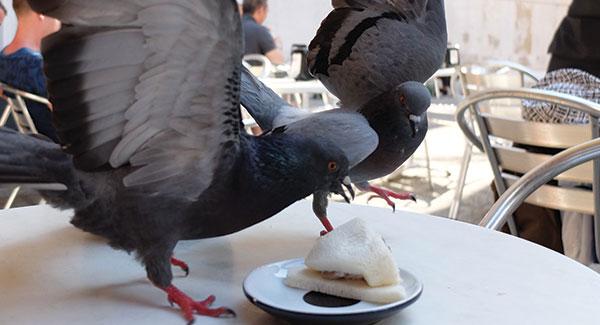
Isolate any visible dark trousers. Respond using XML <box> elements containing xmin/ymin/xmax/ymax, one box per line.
<box><xmin>492</xmin><ymin>182</ymin><xmax>564</xmax><ymax>254</ymax></box>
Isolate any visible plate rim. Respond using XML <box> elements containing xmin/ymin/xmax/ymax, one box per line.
<box><xmin>243</xmin><ymin>258</ymin><xmax>423</xmax><ymax>317</ymax></box>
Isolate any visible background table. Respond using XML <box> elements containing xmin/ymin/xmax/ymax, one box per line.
<box><xmin>1</xmin><ymin>201</ymin><xmax>600</xmax><ymax>324</ymax></box>
<box><xmin>260</xmin><ymin>78</ymin><xmax>333</xmax><ymax>108</ymax></box>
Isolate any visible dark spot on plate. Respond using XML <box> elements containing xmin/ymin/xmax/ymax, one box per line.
<box><xmin>303</xmin><ymin>291</ymin><xmax>360</xmax><ymax>308</ymax></box>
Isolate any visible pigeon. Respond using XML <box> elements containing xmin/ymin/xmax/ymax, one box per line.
<box><xmin>1</xmin><ymin>0</ymin><xmax>353</xmax><ymax>322</ymax></box>
<box><xmin>240</xmin><ymin>67</ymin><xmax>430</xmax><ymax>233</ymax></box>
<box><xmin>308</xmin><ymin>0</ymin><xmax>447</xmax><ymax>109</ymax></box>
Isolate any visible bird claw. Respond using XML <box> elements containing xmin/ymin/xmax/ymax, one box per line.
<box><xmin>163</xmin><ymin>285</ymin><xmax>235</xmax><ymax>323</ymax></box>
<box><xmin>367</xmin><ymin>195</ymin><xmax>396</xmax><ymax>212</ymax></box>
<box><xmin>365</xmin><ymin>185</ymin><xmax>416</xmax><ymax>211</ymax></box>
<box><xmin>170</xmin><ymin>257</ymin><xmax>190</xmax><ymax>277</ymax></box>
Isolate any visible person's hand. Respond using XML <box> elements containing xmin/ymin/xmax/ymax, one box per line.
<box><xmin>274</xmin><ymin>36</ymin><xmax>283</xmax><ymax>50</ymax></box>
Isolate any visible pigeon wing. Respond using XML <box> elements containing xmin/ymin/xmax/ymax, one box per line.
<box><xmin>240</xmin><ymin>66</ymin><xmax>310</xmax><ymax>130</ymax></box>
<box><xmin>331</xmin><ymin>0</ymin><xmax>427</xmax><ymax>16</ymax></box>
<box><xmin>34</xmin><ymin>0</ymin><xmax>242</xmax><ymax>200</ymax></box>
<box><xmin>275</xmin><ymin>110</ymin><xmax>379</xmax><ymax>169</ymax></box>
<box><xmin>310</xmin><ymin>0</ymin><xmax>427</xmax><ymax>81</ymax></box>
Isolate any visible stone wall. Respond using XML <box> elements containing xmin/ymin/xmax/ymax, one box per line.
<box><xmin>266</xmin><ymin>0</ymin><xmax>572</xmax><ymax>71</ymax></box>
<box><xmin>0</xmin><ymin>0</ymin><xmax>572</xmax><ymax>71</ymax></box>
<box><xmin>446</xmin><ymin>0</ymin><xmax>571</xmax><ymax>70</ymax></box>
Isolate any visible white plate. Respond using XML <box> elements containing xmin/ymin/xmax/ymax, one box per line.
<box><xmin>243</xmin><ymin>258</ymin><xmax>423</xmax><ymax>324</ymax></box>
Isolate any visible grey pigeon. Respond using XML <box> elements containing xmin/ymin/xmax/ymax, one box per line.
<box><xmin>1</xmin><ymin>0</ymin><xmax>353</xmax><ymax>322</ymax></box>
<box><xmin>240</xmin><ymin>67</ymin><xmax>430</xmax><ymax>232</ymax></box>
<box><xmin>308</xmin><ymin>0</ymin><xmax>447</xmax><ymax>109</ymax></box>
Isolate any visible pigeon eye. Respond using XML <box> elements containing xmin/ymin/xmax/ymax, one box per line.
<box><xmin>328</xmin><ymin>162</ymin><xmax>338</xmax><ymax>172</ymax></box>
<box><xmin>399</xmin><ymin>95</ymin><xmax>407</xmax><ymax>105</ymax></box>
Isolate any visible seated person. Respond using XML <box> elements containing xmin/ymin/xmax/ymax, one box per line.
<box><xmin>521</xmin><ymin>68</ymin><xmax>600</xmax><ymax>268</ymax></box>
<box><xmin>242</xmin><ymin>0</ymin><xmax>284</xmax><ymax>65</ymax></box>
<box><xmin>547</xmin><ymin>0</ymin><xmax>600</xmax><ymax>78</ymax></box>
<box><xmin>518</xmin><ymin>0</ymin><xmax>600</xmax><ymax>268</ymax></box>
<box><xmin>0</xmin><ymin>2</ymin><xmax>6</xmax><ymax>26</ymax></box>
<box><xmin>0</xmin><ymin>0</ymin><xmax>60</xmax><ymax>142</ymax></box>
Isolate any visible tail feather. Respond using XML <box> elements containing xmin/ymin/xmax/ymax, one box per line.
<box><xmin>0</xmin><ymin>127</ymin><xmax>72</xmax><ymax>185</ymax></box>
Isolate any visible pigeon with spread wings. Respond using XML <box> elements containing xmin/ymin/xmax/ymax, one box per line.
<box><xmin>0</xmin><ymin>0</ymin><xmax>353</xmax><ymax>322</ymax></box>
<box><xmin>308</xmin><ymin>0</ymin><xmax>447</xmax><ymax>109</ymax></box>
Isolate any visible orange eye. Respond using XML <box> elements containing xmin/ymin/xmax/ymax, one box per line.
<box><xmin>328</xmin><ymin>162</ymin><xmax>338</xmax><ymax>172</ymax></box>
<box><xmin>399</xmin><ymin>95</ymin><xmax>407</xmax><ymax>105</ymax></box>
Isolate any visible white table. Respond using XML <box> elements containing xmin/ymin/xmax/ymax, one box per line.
<box><xmin>2</xmin><ymin>201</ymin><xmax>600</xmax><ymax>324</ymax></box>
<box><xmin>260</xmin><ymin>78</ymin><xmax>333</xmax><ymax>108</ymax></box>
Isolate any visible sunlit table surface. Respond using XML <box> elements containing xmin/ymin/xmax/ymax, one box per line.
<box><xmin>2</xmin><ymin>201</ymin><xmax>600</xmax><ymax>324</ymax></box>
<box><xmin>260</xmin><ymin>77</ymin><xmax>329</xmax><ymax>95</ymax></box>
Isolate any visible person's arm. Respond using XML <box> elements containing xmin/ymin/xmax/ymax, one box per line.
<box><xmin>265</xmin><ymin>48</ymin><xmax>284</xmax><ymax>66</ymax></box>
<box><xmin>258</xmin><ymin>27</ymin><xmax>284</xmax><ymax>65</ymax></box>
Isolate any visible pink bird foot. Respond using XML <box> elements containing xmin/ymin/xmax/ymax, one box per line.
<box><xmin>365</xmin><ymin>185</ymin><xmax>416</xmax><ymax>212</ymax></box>
<box><xmin>163</xmin><ymin>285</ymin><xmax>235</xmax><ymax>324</ymax></box>
<box><xmin>170</xmin><ymin>257</ymin><xmax>190</xmax><ymax>276</ymax></box>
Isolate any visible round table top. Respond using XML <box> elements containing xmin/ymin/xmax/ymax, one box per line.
<box><xmin>1</xmin><ymin>201</ymin><xmax>599</xmax><ymax>324</ymax></box>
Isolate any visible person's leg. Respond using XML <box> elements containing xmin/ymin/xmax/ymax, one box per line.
<box><xmin>561</xmin><ymin>210</ymin><xmax>595</xmax><ymax>265</ymax></box>
<box><xmin>492</xmin><ymin>182</ymin><xmax>564</xmax><ymax>253</ymax></box>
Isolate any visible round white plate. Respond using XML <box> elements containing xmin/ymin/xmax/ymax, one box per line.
<box><xmin>243</xmin><ymin>258</ymin><xmax>423</xmax><ymax>324</ymax></box>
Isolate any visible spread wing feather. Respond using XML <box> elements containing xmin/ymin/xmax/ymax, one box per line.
<box><xmin>34</xmin><ymin>0</ymin><xmax>242</xmax><ymax>199</ymax></box>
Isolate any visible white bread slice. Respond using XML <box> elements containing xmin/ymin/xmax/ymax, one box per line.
<box><xmin>284</xmin><ymin>266</ymin><xmax>406</xmax><ymax>304</ymax></box>
<box><xmin>305</xmin><ymin>218</ymin><xmax>401</xmax><ymax>287</ymax></box>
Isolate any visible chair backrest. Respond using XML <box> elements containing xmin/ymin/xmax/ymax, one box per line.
<box><xmin>457</xmin><ymin>61</ymin><xmax>540</xmax><ymax>98</ymax></box>
<box><xmin>0</xmin><ymin>82</ymin><xmax>51</xmax><ymax>135</ymax></box>
<box><xmin>480</xmin><ymin>137</ymin><xmax>600</xmax><ymax>261</ymax></box>
<box><xmin>457</xmin><ymin>88</ymin><xmax>600</xmax><ymax>215</ymax></box>
<box><xmin>243</xmin><ymin>54</ymin><xmax>273</xmax><ymax>79</ymax></box>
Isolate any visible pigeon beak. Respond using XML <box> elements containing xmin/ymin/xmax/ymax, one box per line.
<box><xmin>342</xmin><ymin>177</ymin><xmax>355</xmax><ymax>200</ymax></box>
<box><xmin>409</xmin><ymin>114</ymin><xmax>422</xmax><ymax>137</ymax></box>
<box><xmin>332</xmin><ymin>177</ymin><xmax>355</xmax><ymax>203</ymax></box>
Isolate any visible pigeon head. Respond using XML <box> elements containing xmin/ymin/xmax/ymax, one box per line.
<box><xmin>394</xmin><ymin>81</ymin><xmax>431</xmax><ymax>116</ymax></box>
<box><xmin>301</xmin><ymin>138</ymin><xmax>355</xmax><ymax>203</ymax></box>
<box><xmin>267</xmin><ymin>133</ymin><xmax>354</xmax><ymax>203</ymax></box>
<box><xmin>393</xmin><ymin>81</ymin><xmax>431</xmax><ymax>137</ymax></box>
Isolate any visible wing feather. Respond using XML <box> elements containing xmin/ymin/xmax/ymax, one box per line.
<box><xmin>35</xmin><ymin>0</ymin><xmax>243</xmax><ymax>199</ymax></box>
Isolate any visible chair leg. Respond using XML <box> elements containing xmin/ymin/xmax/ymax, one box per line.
<box><xmin>3</xmin><ymin>186</ymin><xmax>21</xmax><ymax>209</ymax></box>
<box><xmin>506</xmin><ymin>215</ymin><xmax>519</xmax><ymax>236</ymax></box>
<box><xmin>423</xmin><ymin>138</ymin><xmax>433</xmax><ymax>191</ymax></box>
<box><xmin>449</xmin><ymin>143</ymin><xmax>473</xmax><ymax>220</ymax></box>
<box><xmin>293</xmin><ymin>93</ymin><xmax>303</xmax><ymax>108</ymax></box>
<box><xmin>0</xmin><ymin>103</ymin><xmax>11</xmax><ymax>126</ymax></box>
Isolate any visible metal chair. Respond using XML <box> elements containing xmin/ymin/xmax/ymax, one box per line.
<box><xmin>481</xmin><ymin>137</ymin><xmax>600</xmax><ymax>263</ymax></box>
<box><xmin>0</xmin><ymin>82</ymin><xmax>53</xmax><ymax>209</ymax></box>
<box><xmin>456</xmin><ymin>88</ymin><xmax>600</xmax><ymax>236</ymax></box>
<box><xmin>243</xmin><ymin>54</ymin><xmax>274</xmax><ymax>79</ymax></box>
<box><xmin>448</xmin><ymin>62</ymin><xmax>541</xmax><ymax>219</ymax></box>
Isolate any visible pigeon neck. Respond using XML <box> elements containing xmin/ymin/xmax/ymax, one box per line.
<box><xmin>238</xmin><ymin>135</ymin><xmax>321</xmax><ymax>212</ymax></box>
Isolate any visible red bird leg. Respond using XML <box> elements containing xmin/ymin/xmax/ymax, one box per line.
<box><xmin>313</xmin><ymin>191</ymin><xmax>335</xmax><ymax>236</ymax></box>
<box><xmin>362</xmin><ymin>184</ymin><xmax>416</xmax><ymax>212</ymax></box>
<box><xmin>318</xmin><ymin>215</ymin><xmax>334</xmax><ymax>236</ymax></box>
<box><xmin>162</xmin><ymin>285</ymin><xmax>235</xmax><ymax>324</ymax></box>
<box><xmin>170</xmin><ymin>257</ymin><xmax>190</xmax><ymax>276</ymax></box>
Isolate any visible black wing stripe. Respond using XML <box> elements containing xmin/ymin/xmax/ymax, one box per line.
<box><xmin>330</xmin><ymin>11</ymin><xmax>407</xmax><ymax>67</ymax></box>
<box><xmin>308</xmin><ymin>8</ymin><xmax>358</xmax><ymax>77</ymax></box>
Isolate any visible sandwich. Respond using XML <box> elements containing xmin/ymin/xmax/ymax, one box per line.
<box><xmin>284</xmin><ymin>218</ymin><xmax>405</xmax><ymax>304</ymax></box>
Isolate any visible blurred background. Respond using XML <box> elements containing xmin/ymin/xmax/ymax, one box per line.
<box><xmin>0</xmin><ymin>0</ymin><xmax>573</xmax><ymax>71</ymax></box>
